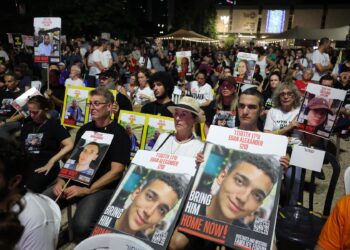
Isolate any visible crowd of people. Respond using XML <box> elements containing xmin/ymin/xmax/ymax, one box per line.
<box><xmin>0</xmin><ymin>35</ymin><xmax>350</xmax><ymax>250</ymax></box>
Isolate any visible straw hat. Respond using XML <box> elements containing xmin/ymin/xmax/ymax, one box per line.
<box><xmin>167</xmin><ymin>96</ymin><xmax>206</xmax><ymax>123</ymax></box>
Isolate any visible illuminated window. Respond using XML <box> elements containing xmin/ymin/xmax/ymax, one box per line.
<box><xmin>266</xmin><ymin>10</ymin><xmax>285</xmax><ymax>33</ymax></box>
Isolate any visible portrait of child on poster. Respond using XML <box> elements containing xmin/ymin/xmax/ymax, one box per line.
<box><xmin>62</xmin><ymin>86</ymin><xmax>89</xmax><ymax>128</ymax></box>
<box><xmin>11</xmin><ymin>87</ymin><xmax>41</xmax><ymax>117</ymax></box>
<box><xmin>178</xmin><ymin>143</ymin><xmax>282</xmax><ymax>250</ymax></box>
<box><xmin>144</xmin><ymin>115</ymin><xmax>175</xmax><ymax>151</ymax></box>
<box><xmin>92</xmin><ymin>150</ymin><xmax>197</xmax><ymax>250</ymax></box>
<box><xmin>297</xmin><ymin>83</ymin><xmax>346</xmax><ymax>139</ymax></box>
<box><xmin>233</xmin><ymin>52</ymin><xmax>258</xmax><ymax>85</ymax></box>
<box><xmin>34</xmin><ymin>17</ymin><xmax>61</xmax><ymax>64</ymax></box>
<box><xmin>59</xmin><ymin>131</ymin><xmax>114</xmax><ymax>185</ymax></box>
<box><xmin>118</xmin><ymin>111</ymin><xmax>147</xmax><ymax>157</ymax></box>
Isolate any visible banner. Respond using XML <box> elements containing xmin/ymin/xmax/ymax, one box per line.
<box><xmin>118</xmin><ymin>111</ymin><xmax>147</xmax><ymax>157</ymax></box>
<box><xmin>233</xmin><ymin>52</ymin><xmax>258</xmax><ymax>85</ymax></box>
<box><xmin>34</xmin><ymin>17</ymin><xmax>61</xmax><ymax>63</ymax></box>
<box><xmin>144</xmin><ymin>115</ymin><xmax>175</xmax><ymax>150</ymax></box>
<box><xmin>11</xmin><ymin>87</ymin><xmax>41</xmax><ymax>118</ymax></box>
<box><xmin>59</xmin><ymin>131</ymin><xmax>114</xmax><ymax>185</ymax></box>
<box><xmin>297</xmin><ymin>83</ymin><xmax>346</xmax><ymax>139</ymax></box>
<box><xmin>92</xmin><ymin>150</ymin><xmax>197</xmax><ymax>249</ymax></box>
<box><xmin>178</xmin><ymin>142</ymin><xmax>283</xmax><ymax>250</ymax></box>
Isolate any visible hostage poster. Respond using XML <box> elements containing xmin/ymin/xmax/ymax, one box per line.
<box><xmin>11</xmin><ymin>87</ymin><xmax>41</xmax><ymax>118</ymax></box>
<box><xmin>144</xmin><ymin>115</ymin><xmax>175</xmax><ymax>151</ymax></box>
<box><xmin>59</xmin><ymin>131</ymin><xmax>114</xmax><ymax>185</ymax></box>
<box><xmin>233</xmin><ymin>52</ymin><xmax>258</xmax><ymax>85</ymax></box>
<box><xmin>34</xmin><ymin>17</ymin><xmax>61</xmax><ymax>64</ymax></box>
<box><xmin>176</xmin><ymin>51</ymin><xmax>192</xmax><ymax>77</ymax></box>
<box><xmin>297</xmin><ymin>83</ymin><xmax>346</xmax><ymax>139</ymax></box>
<box><xmin>92</xmin><ymin>150</ymin><xmax>197</xmax><ymax>249</ymax></box>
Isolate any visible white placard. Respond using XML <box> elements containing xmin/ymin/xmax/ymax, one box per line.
<box><xmin>206</xmin><ymin>125</ymin><xmax>288</xmax><ymax>157</ymax></box>
<box><xmin>290</xmin><ymin>145</ymin><xmax>325</xmax><ymax>172</ymax></box>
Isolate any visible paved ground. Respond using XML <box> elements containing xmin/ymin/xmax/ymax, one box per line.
<box><xmin>59</xmin><ymin>136</ymin><xmax>350</xmax><ymax>249</ymax></box>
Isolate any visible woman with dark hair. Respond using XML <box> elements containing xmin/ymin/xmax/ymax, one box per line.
<box><xmin>235</xmin><ymin>59</ymin><xmax>250</xmax><ymax>83</ymax></box>
<box><xmin>260</xmin><ymin>72</ymin><xmax>282</xmax><ymax>113</ymax></box>
<box><xmin>20</xmin><ymin>95</ymin><xmax>73</xmax><ymax>192</ymax></box>
<box><xmin>133</xmin><ymin>67</ymin><xmax>155</xmax><ymax>107</ymax></box>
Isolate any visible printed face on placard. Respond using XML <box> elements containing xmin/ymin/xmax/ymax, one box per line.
<box><xmin>123</xmin><ymin>179</ymin><xmax>179</xmax><ymax>234</ymax></box>
<box><xmin>78</xmin><ymin>144</ymin><xmax>99</xmax><ymax>166</ymax></box>
<box><xmin>215</xmin><ymin>161</ymin><xmax>273</xmax><ymax>222</ymax></box>
<box><xmin>307</xmin><ymin>109</ymin><xmax>328</xmax><ymax>127</ymax></box>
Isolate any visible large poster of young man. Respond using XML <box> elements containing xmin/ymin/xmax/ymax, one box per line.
<box><xmin>34</xmin><ymin>17</ymin><xmax>61</xmax><ymax>64</ymax></box>
<box><xmin>176</xmin><ymin>51</ymin><xmax>192</xmax><ymax>77</ymax></box>
<box><xmin>233</xmin><ymin>52</ymin><xmax>258</xmax><ymax>85</ymax></box>
<box><xmin>92</xmin><ymin>150</ymin><xmax>197</xmax><ymax>250</ymax></box>
<box><xmin>297</xmin><ymin>83</ymin><xmax>346</xmax><ymax>139</ymax></box>
<box><xmin>59</xmin><ymin>131</ymin><xmax>114</xmax><ymax>185</ymax></box>
<box><xmin>178</xmin><ymin>143</ymin><xmax>282</xmax><ymax>250</ymax></box>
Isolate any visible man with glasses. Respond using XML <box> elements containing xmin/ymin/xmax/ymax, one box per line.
<box><xmin>45</xmin><ymin>87</ymin><xmax>131</xmax><ymax>243</ymax></box>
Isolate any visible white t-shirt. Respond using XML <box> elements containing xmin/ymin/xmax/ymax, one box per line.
<box><xmin>0</xmin><ymin>50</ymin><xmax>10</xmax><ymax>61</ymax></box>
<box><xmin>89</xmin><ymin>49</ymin><xmax>103</xmax><ymax>76</ymax></box>
<box><xmin>14</xmin><ymin>192</ymin><xmax>61</xmax><ymax>250</ymax></box>
<box><xmin>189</xmin><ymin>81</ymin><xmax>213</xmax><ymax>106</ymax></box>
<box><xmin>311</xmin><ymin>49</ymin><xmax>331</xmax><ymax>81</ymax></box>
<box><xmin>264</xmin><ymin>107</ymin><xmax>302</xmax><ymax>139</ymax></box>
<box><xmin>134</xmin><ymin>86</ymin><xmax>155</xmax><ymax>106</ymax></box>
<box><xmin>102</xmin><ymin>50</ymin><xmax>112</xmax><ymax>69</ymax></box>
<box><xmin>256</xmin><ymin>56</ymin><xmax>268</xmax><ymax>79</ymax></box>
<box><xmin>152</xmin><ymin>132</ymin><xmax>204</xmax><ymax>158</ymax></box>
<box><xmin>65</xmin><ymin>78</ymin><xmax>85</xmax><ymax>87</ymax></box>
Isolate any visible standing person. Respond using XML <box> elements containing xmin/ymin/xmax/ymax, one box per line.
<box><xmin>189</xmin><ymin>70</ymin><xmax>213</xmax><ymax>108</ymax></box>
<box><xmin>312</xmin><ymin>37</ymin><xmax>334</xmax><ymax>82</ymax></box>
<box><xmin>141</xmin><ymin>71</ymin><xmax>175</xmax><ymax>117</ymax></box>
<box><xmin>0</xmin><ymin>138</ymin><xmax>61</xmax><ymax>250</ymax></box>
<box><xmin>88</xmin><ymin>40</ymin><xmax>108</xmax><ymax>86</ymax></box>
<box><xmin>21</xmin><ymin>95</ymin><xmax>73</xmax><ymax>193</ymax></box>
<box><xmin>292</xmin><ymin>48</ymin><xmax>308</xmax><ymax>80</ymax></box>
<box><xmin>44</xmin><ymin>87</ymin><xmax>131</xmax><ymax>243</ymax></box>
<box><xmin>255</xmin><ymin>47</ymin><xmax>275</xmax><ymax>80</ymax></box>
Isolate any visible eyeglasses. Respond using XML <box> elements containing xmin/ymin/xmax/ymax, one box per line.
<box><xmin>238</xmin><ymin>103</ymin><xmax>258</xmax><ymax>110</ymax></box>
<box><xmin>279</xmin><ymin>92</ymin><xmax>294</xmax><ymax>98</ymax></box>
<box><xmin>88</xmin><ymin>101</ymin><xmax>108</xmax><ymax>107</ymax></box>
<box><xmin>221</xmin><ymin>82</ymin><xmax>235</xmax><ymax>90</ymax></box>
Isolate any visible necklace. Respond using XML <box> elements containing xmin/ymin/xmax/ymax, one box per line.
<box><xmin>170</xmin><ymin>134</ymin><xmax>194</xmax><ymax>154</ymax></box>
<box><xmin>32</xmin><ymin>120</ymin><xmax>47</xmax><ymax>133</ymax></box>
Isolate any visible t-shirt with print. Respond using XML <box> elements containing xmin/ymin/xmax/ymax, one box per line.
<box><xmin>0</xmin><ymin>89</ymin><xmax>21</xmax><ymax>118</ymax></box>
<box><xmin>189</xmin><ymin>81</ymin><xmax>213</xmax><ymax>106</ymax></box>
<box><xmin>73</xmin><ymin>120</ymin><xmax>131</xmax><ymax>189</ymax></box>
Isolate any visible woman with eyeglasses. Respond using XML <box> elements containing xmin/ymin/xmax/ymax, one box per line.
<box><xmin>20</xmin><ymin>95</ymin><xmax>73</xmax><ymax>193</ymax></box>
<box><xmin>264</xmin><ymin>82</ymin><xmax>301</xmax><ymax>137</ymax></box>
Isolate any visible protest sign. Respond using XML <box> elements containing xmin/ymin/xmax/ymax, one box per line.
<box><xmin>234</xmin><ymin>52</ymin><xmax>258</xmax><ymax>85</ymax></box>
<box><xmin>290</xmin><ymin>145</ymin><xmax>325</xmax><ymax>172</ymax></box>
<box><xmin>92</xmin><ymin>150</ymin><xmax>197</xmax><ymax>249</ymax></box>
<box><xmin>34</xmin><ymin>17</ymin><xmax>61</xmax><ymax>64</ymax></box>
<box><xmin>61</xmin><ymin>86</ymin><xmax>89</xmax><ymax>128</ymax></box>
<box><xmin>59</xmin><ymin>131</ymin><xmax>114</xmax><ymax>185</ymax></box>
<box><xmin>144</xmin><ymin>115</ymin><xmax>175</xmax><ymax>150</ymax></box>
<box><xmin>22</xmin><ymin>35</ymin><xmax>34</xmax><ymax>47</ymax></box>
<box><xmin>179</xmin><ymin>142</ymin><xmax>283</xmax><ymax>250</ymax></box>
<box><xmin>176</xmin><ymin>51</ymin><xmax>192</xmax><ymax>77</ymax></box>
<box><xmin>11</xmin><ymin>87</ymin><xmax>41</xmax><ymax>117</ymax></box>
<box><xmin>297</xmin><ymin>83</ymin><xmax>346</xmax><ymax>139</ymax></box>
<box><xmin>118</xmin><ymin>111</ymin><xmax>147</xmax><ymax>157</ymax></box>
<box><xmin>12</xmin><ymin>33</ymin><xmax>23</xmax><ymax>49</ymax></box>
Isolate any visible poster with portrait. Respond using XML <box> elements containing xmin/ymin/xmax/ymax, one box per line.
<box><xmin>233</xmin><ymin>52</ymin><xmax>258</xmax><ymax>85</ymax></box>
<box><xmin>296</xmin><ymin>83</ymin><xmax>346</xmax><ymax>139</ymax></box>
<box><xmin>34</xmin><ymin>17</ymin><xmax>61</xmax><ymax>64</ymax></box>
<box><xmin>22</xmin><ymin>35</ymin><xmax>34</xmax><ymax>47</ymax></box>
<box><xmin>92</xmin><ymin>150</ymin><xmax>197</xmax><ymax>250</ymax></box>
<box><xmin>59</xmin><ymin>131</ymin><xmax>114</xmax><ymax>185</ymax></box>
<box><xmin>176</xmin><ymin>51</ymin><xmax>192</xmax><ymax>77</ymax></box>
<box><xmin>118</xmin><ymin>111</ymin><xmax>147</xmax><ymax>157</ymax></box>
<box><xmin>178</xmin><ymin>142</ymin><xmax>282</xmax><ymax>250</ymax></box>
<box><xmin>11</xmin><ymin>87</ymin><xmax>42</xmax><ymax>118</ymax></box>
<box><xmin>143</xmin><ymin>115</ymin><xmax>175</xmax><ymax>151</ymax></box>
<box><xmin>61</xmin><ymin>86</ymin><xmax>90</xmax><ymax>128</ymax></box>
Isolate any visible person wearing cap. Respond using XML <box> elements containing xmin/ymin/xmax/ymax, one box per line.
<box><xmin>141</xmin><ymin>71</ymin><xmax>175</xmax><ymax>117</ymax></box>
<box><xmin>305</xmin><ymin>97</ymin><xmax>333</xmax><ymax>130</ymax></box>
<box><xmin>151</xmin><ymin>96</ymin><xmax>205</xmax><ymax>250</ymax></box>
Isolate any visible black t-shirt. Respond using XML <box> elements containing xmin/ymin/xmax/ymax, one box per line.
<box><xmin>141</xmin><ymin>100</ymin><xmax>175</xmax><ymax>118</ymax></box>
<box><xmin>116</xmin><ymin>92</ymin><xmax>133</xmax><ymax>111</ymax></box>
<box><xmin>21</xmin><ymin>118</ymin><xmax>70</xmax><ymax>169</ymax></box>
<box><xmin>74</xmin><ymin>120</ymin><xmax>131</xmax><ymax>189</ymax></box>
<box><xmin>0</xmin><ymin>89</ymin><xmax>22</xmax><ymax>118</ymax></box>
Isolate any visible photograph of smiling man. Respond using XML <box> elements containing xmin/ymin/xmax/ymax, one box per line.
<box><xmin>178</xmin><ymin>143</ymin><xmax>282</xmax><ymax>250</ymax></box>
<box><xmin>93</xmin><ymin>150</ymin><xmax>196</xmax><ymax>249</ymax></box>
